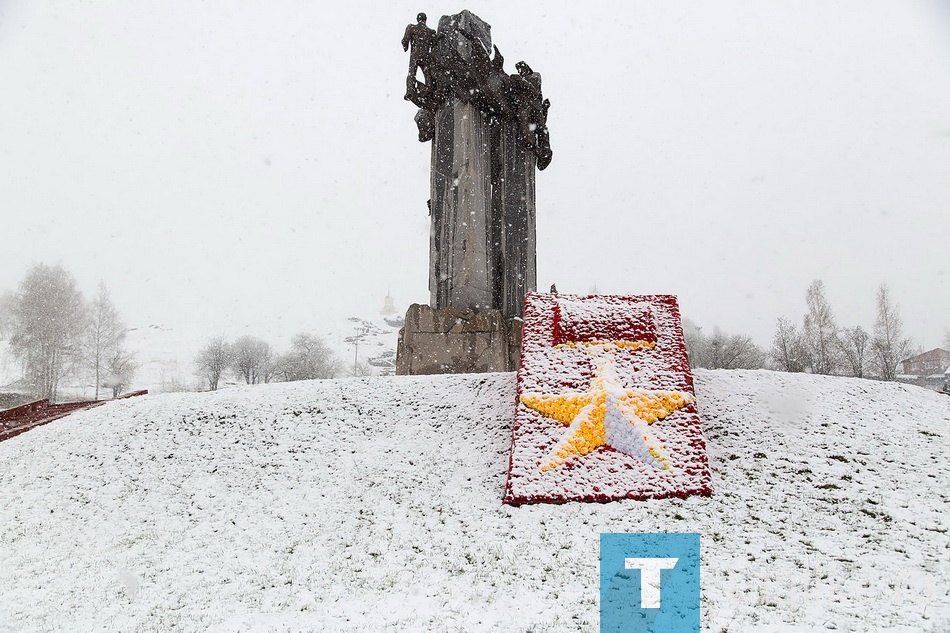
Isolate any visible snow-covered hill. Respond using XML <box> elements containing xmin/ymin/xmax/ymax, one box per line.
<box><xmin>0</xmin><ymin>370</ymin><xmax>947</xmax><ymax>632</ymax></box>
<box><xmin>120</xmin><ymin>313</ymin><xmax>404</xmax><ymax>395</ymax></box>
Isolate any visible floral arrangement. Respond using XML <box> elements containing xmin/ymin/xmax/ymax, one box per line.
<box><xmin>503</xmin><ymin>293</ymin><xmax>713</xmax><ymax>505</ymax></box>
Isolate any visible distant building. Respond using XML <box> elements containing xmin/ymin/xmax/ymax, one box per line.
<box><xmin>380</xmin><ymin>292</ymin><xmax>397</xmax><ymax>317</ymax></box>
<box><xmin>900</xmin><ymin>348</ymin><xmax>950</xmax><ymax>376</ymax></box>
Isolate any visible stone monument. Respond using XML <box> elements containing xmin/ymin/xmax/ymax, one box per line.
<box><xmin>396</xmin><ymin>10</ymin><xmax>552</xmax><ymax>375</ymax></box>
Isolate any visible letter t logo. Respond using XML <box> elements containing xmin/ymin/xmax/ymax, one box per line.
<box><xmin>624</xmin><ymin>557</ymin><xmax>679</xmax><ymax>608</ymax></box>
<box><xmin>601</xmin><ymin>534</ymin><xmax>699</xmax><ymax>632</ymax></box>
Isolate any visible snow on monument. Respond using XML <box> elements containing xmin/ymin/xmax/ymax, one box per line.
<box><xmin>396</xmin><ymin>10</ymin><xmax>552</xmax><ymax>375</ymax></box>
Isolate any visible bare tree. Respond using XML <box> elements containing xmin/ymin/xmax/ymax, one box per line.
<box><xmin>85</xmin><ymin>282</ymin><xmax>131</xmax><ymax>399</ymax></box>
<box><xmin>260</xmin><ymin>356</ymin><xmax>281</xmax><ymax>384</ymax></box>
<box><xmin>195</xmin><ymin>337</ymin><xmax>233</xmax><ymax>391</ymax></box>
<box><xmin>683</xmin><ymin>319</ymin><xmax>766</xmax><ymax>370</ymax></box>
<box><xmin>231</xmin><ymin>335</ymin><xmax>273</xmax><ymax>385</ymax></box>
<box><xmin>704</xmin><ymin>328</ymin><xmax>767</xmax><ymax>369</ymax></box>
<box><xmin>681</xmin><ymin>318</ymin><xmax>708</xmax><ymax>369</ymax></box>
<box><xmin>273</xmin><ymin>333</ymin><xmax>342</xmax><ymax>381</ymax></box>
<box><xmin>103</xmin><ymin>347</ymin><xmax>137</xmax><ymax>397</ymax></box>
<box><xmin>770</xmin><ymin>317</ymin><xmax>808</xmax><ymax>372</ymax></box>
<box><xmin>837</xmin><ymin>325</ymin><xmax>870</xmax><ymax>378</ymax></box>
<box><xmin>802</xmin><ymin>280</ymin><xmax>840</xmax><ymax>375</ymax></box>
<box><xmin>9</xmin><ymin>264</ymin><xmax>87</xmax><ymax>401</ymax></box>
<box><xmin>870</xmin><ymin>284</ymin><xmax>913</xmax><ymax>380</ymax></box>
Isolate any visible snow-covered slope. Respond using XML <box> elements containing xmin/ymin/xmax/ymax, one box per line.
<box><xmin>0</xmin><ymin>370</ymin><xmax>947</xmax><ymax>632</ymax></box>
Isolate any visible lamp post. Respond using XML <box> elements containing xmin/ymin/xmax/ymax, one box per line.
<box><xmin>350</xmin><ymin>324</ymin><xmax>371</xmax><ymax>375</ymax></box>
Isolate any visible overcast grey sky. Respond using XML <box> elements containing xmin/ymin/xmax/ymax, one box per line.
<box><xmin>2</xmin><ymin>1</ymin><xmax>949</xmax><ymax>348</ymax></box>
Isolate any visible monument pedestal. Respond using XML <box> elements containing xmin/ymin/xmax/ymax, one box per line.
<box><xmin>395</xmin><ymin>304</ymin><xmax>521</xmax><ymax>375</ymax></box>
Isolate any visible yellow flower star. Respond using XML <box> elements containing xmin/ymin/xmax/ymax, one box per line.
<box><xmin>520</xmin><ymin>343</ymin><xmax>694</xmax><ymax>472</ymax></box>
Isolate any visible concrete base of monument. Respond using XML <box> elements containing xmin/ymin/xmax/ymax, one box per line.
<box><xmin>395</xmin><ymin>304</ymin><xmax>522</xmax><ymax>375</ymax></box>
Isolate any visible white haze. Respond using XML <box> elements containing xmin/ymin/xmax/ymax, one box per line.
<box><xmin>1</xmin><ymin>1</ymin><xmax>949</xmax><ymax>348</ymax></box>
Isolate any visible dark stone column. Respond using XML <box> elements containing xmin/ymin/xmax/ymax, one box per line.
<box><xmin>492</xmin><ymin>119</ymin><xmax>537</xmax><ymax>320</ymax></box>
<box><xmin>429</xmin><ymin>99</ymin><xmax>495</xmax><ymax>312</ymax></box>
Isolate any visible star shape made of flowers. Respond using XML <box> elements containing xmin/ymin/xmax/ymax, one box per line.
<box><xmin>520</xmin><ymin>342</ymin><xmax>694</xmax><ymax>472</ymax></box>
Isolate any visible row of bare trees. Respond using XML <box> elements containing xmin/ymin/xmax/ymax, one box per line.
<box><xmin>194</xmin><ymin>333</ymin><xmax>342</xmax><ymax>391</ymax></box>
<box><xmin>683</xmin><ymin>320</ymin><xmax>767</xmax><ymax>370</ymax></box>
<box><xmin>0</xmin><ymin>264</ymin><xmax>135</xmax><ymax>401</ymax></box>
<box><xmin>770</xmin><ymin>281</ymin><xmax>916</xmax><ymax>379</ymax></box>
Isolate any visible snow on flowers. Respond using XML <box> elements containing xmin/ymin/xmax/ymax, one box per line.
<box><xmin>504</xmin><ymin>293</ymin><xmax>713</xmax><ymax>505</ymax></box>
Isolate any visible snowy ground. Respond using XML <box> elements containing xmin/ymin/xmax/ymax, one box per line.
<box><xmin>0</xmin><ymin>369</ymin><xmax>948</xmax><ymax>632</ymax></box>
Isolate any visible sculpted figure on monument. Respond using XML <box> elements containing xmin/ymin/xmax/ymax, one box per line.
<box><xmin>508</xmin><ymin>61</ymin><xmax>552</xmax><ymax>168</ymax></box>
<box><xmin>464</xmin><ymin>34</ymin><xmax>512</xmax><ymax>119</ymax></box>
<box><xmin>536</xmin><ymin>97</ymin><xmax>553</xmax><ymax>170</ymax></box>
<box><xmin>414</xmin><ymin>108</ymin><xmax>435</xmax><ymax>142</ymax></box>
<box><xmin>401</xmin><ymin>10</ymin><xmax>553</xmax><ymax>171</ymax></box>
<box><xmin>402</xmin><ymin>13</ymin><xmax>437</xmax><ymax>103</ymax></box>
<box><xmin>426</xmin><ymin>19</ymin><xmax>489</xmax><ymax>104</ymax></box>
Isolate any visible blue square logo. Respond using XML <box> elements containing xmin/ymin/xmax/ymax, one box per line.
<box><xmin>600</xmin><ymin>533</ymin><xmax>700</xmax><ymax>633</ymax></box>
